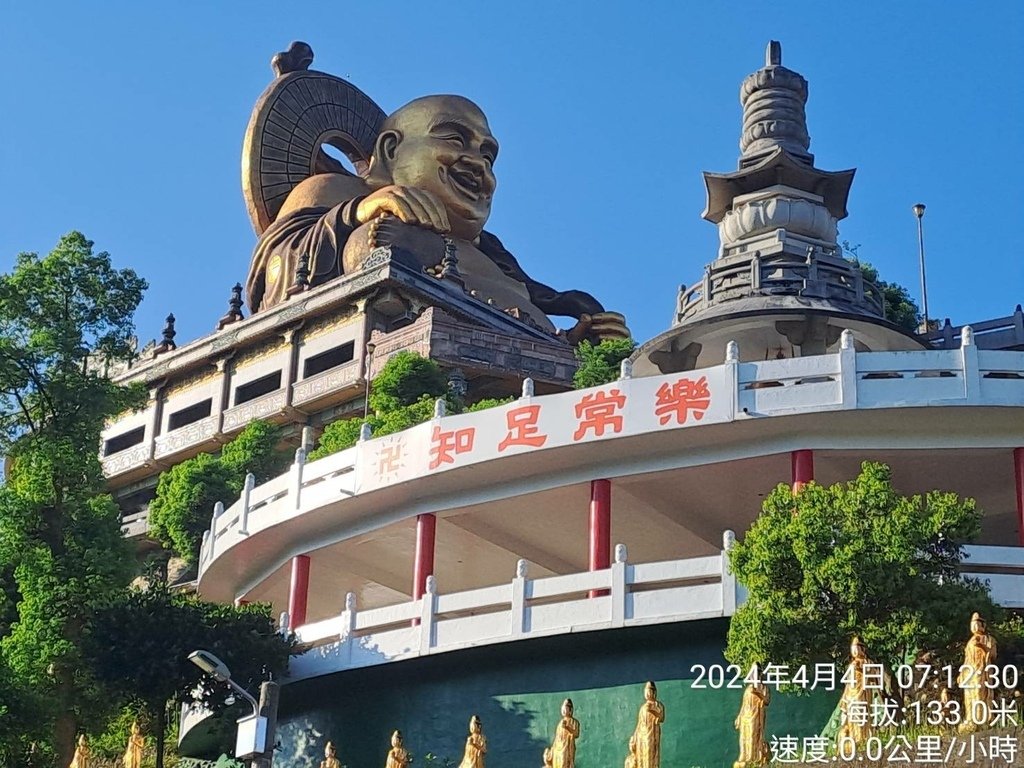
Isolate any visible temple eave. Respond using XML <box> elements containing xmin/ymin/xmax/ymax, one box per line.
<box><xmin>702</xmin><ymin>149</ymin><xmax>855</xmax><ymax>223</ymax></box>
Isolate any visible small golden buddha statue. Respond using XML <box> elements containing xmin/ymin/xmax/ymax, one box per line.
<box><xmin>386</xmin><ymin>730</ymin><xmax>410</xmax><ymax>768</ymax></box>
<box><xmin>631</xmin><ymin>681</ymin><xmax>665</xmax><ymax>768</ymax></box>
<box><xmin>958</xmin><ymin>612</ymin><xmax>998</xmax><ymax>732</ymax></box>
<box><xmin>837</xmin><ymin>636</ymin><xmax>877</xmax><ymax>750</ymax></box>
<box><xmin>69</xmin><ymin>734</ymin><xmax>91</xmax><ymax>768</ymax></box>
<box><xmin>458</xmin><ymin>714</ymin><xmax>487</xmax><ymax>768</ymax></box>
<box><xmin>547</xmin><ymin>698</ymin><xmax>580</xmax><ymax>768</ymax></box>
<box><xmin>122</xmin><ymin>720</ymin><xmax>144</xmax><ymax>768</ymax></box>
<box><xmin>542</xmin><ymin>747</ymin><xmax>554</xmax><ymax>768</ymax></box>
<box><xmin>733</xmin><ymin>678</ymin><xmax>770</xmax><ymax>768</ymax></box>
<box><xmin>321</xmin><ymin>740</ymin><xmax>342</xmax><ymax>768</ymax></box>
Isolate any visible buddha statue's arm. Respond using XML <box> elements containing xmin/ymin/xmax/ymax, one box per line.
<box><xmin>246</xmin><ymin>174</ymin><xmax>369</xmax><ymax>312</ymax></box>
<box><xmin>476</xmin><ymin>231</ymin><xmax>605</xmax><ymax>318</ymax></box>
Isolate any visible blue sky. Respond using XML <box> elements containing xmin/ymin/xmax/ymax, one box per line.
<box><xmin>2</xmin><ymin>2</ymin><xmax>1021</xmax><ymax>348</ymax></box>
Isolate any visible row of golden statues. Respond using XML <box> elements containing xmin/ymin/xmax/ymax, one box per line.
<box><xmin>68</xmin><ymin>721</ymin><xmax>144</xmax><ymax>768</ymax></box>
<box><xmin>68</xmin><ymin>615</ymin><xmax>999</xmax><ymax>768</ymax></box>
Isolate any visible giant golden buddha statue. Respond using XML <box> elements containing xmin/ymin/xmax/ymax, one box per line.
<box><xmin>243</xmin><ymin>42</ymin><xmax>627</xmax><ymax>344</ymax></box>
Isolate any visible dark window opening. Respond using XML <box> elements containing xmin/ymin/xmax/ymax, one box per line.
<box><xmin>104</xmin><ymin>426</ymin><xmax>145</xmax><ymax>456</ymax></box>
<box><xmin>168</xmin><ymin>399</ymin><xmax>212</xmax><ymax>431</ymax></box>
<box><xmin>234</xmin><ymin>371</ymin><xmax>282</xmax><ymax>406</ymax></box>
<box><xmin>303</xmin><ymin>342</ymin><xmax>355</xmax><ymax>378</ymax></box>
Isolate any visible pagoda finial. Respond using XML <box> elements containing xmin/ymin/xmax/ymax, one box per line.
<box><xmin>739</xmin><ymin>41</ymin><xmax>812</xmax><ymax>167</ymax></box>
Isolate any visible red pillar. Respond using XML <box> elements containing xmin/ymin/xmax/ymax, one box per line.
<box><xmin>589</xmin><ymin>479</ymin><xmax>612</xmax><ymax>597</ymax></box>
<box><xmin>791</xmin><ymin>450</ymin><xmax>814</xmax><ymax>494</ymax></box>
<box><xmin>1015</xmin><ymin>448</ymin><xmax>1024</xmax><ymax>546</ymax></box>
<box><xmin>413</xmin><ymin>513</ymin><xmax>437</xmax><ymax>600</ymax></box>
<box><xmin>287</xmin><ymin>555</ymin><xmax>310</xmax><ymax>630</ymax></box>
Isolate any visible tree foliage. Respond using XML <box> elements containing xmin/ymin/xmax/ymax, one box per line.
<box><xmin>88</xmin><ymin>580</ymin><xmax>294</xmax><ymax>768</ymax></box>
<box><xmin>572</xmin><ymin>338</ymin><xmax>636</xmax><ymax>389</ymax></box>
<box><xmin>841</xmin><ymin>241</ymin><xmax>922</xmax><ymax>333</ymax></box>
<box><xmin>148</xmin><ymin>420</ymin><xmax>288</xmax><ymax>564</ymax></box>
<box><xmin>0</xmin><ymin>233</ymin><xmax>147</xmax><ymax>767</ymax></box>
<box><xmin>725</xmin><ymin>462</ymin><xmax>995</xmax><ymax>679</ymax></box>
<box><xmin>309</xmin><ymin>353</ymin><xmax>514</xmax><ymax>460</ymax></box>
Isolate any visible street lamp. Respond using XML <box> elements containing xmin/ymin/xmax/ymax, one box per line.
<box><xmin>188</xmin><ymin>650</ymin><xmax>266</xmax><ymax>761</ymax></box>
<box><xmin>913</xmin><ymin>203</ymin><xmax>930</xmax><ymax>334</ymax></box>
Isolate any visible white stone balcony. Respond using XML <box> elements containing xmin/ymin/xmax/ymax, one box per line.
<box><xmin>194</xmin><ymin>336</ymin><xmax>1024</xmax><ymax>619</ymax></box>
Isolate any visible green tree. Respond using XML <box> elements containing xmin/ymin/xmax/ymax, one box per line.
<box><xmin>88</xmin><ymin>580</ymin><xmax>293</xmax><ymax>768</ymax></box>
<box><xmin>841</xmin><ymin>241</ymin><xmax>922</xmax><ymax>333</ymax></box>
<box><xmin>149</xmin><ymin>420</ymin><xmax>288</xmax><ymax>564</ymax></box>
<box><xmin>572</xmin><ymin>338</ymin><xmax>636</xmax><ymax>389</ymax></box>
<box><xmin>0</xmin><ymin>233</ymin><xmax>147</xmax><ymax>767</ymax></box>
<box><xmin>309</xmin><ymin>353</ymin><xmax>513</xmax><ymax>460</ymax></box>
<box><xmin>725</xmin><ymin>462</ymin><xmax>995</xmax><ymax>679</ymax></box>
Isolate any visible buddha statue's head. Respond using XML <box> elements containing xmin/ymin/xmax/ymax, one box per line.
<box><xmin>970</xmin><ymin>612</ymin><xmax>986</xmax><ymax>634</ymax></box>
<box><xmin>469</xmin><ymin>714</ymin><xmax>483</xmax><ymax>734</ymax></box>
<box><xmin>325</xmin><ymin>741</ymin><xmax>336</xmax><ymax>758</ymax></box>
<box><xmin>644</xmin><ymin>681</ymin><xmax>657</xmax><ymax>701</ymax></box>
<box><xmin>392</xmin><ymin>730</ymin><xmax>403</xmax><ymax>748</ymax></box>
<box><xmin>367</xmin><ymin>95</ymin><xmax>499</xmax><ymax>242</ymax></box>
<box><xmin>850</xmin><ymin>636</ymin><xmax>866</xmax><ymax>659</ymax></box>
<box><xmin>131</xmin><ymin>721</ymin><xmax>140</xmax><ymax>736</ymax></box>
<box><xmin>562</xmin><ymin>698</ymin><xmax>574</xmax><ymax>716</ymax></box>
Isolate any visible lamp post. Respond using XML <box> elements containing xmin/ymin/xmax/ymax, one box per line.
<box><xmin>188</xmin><ymin>650</ymin><xmax>277</xmax><ymax>766</ymax></box>
<box><xmin>363</xmin><ymin>341</ymin><xmax>376</xmax><ymax>420</ymax></box>
<box><xmin>913</xmin><ymin>203</ymin><xmax>930</xmax><ymax>334</ymax></box>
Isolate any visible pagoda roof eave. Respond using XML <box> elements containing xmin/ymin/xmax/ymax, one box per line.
<box><xmin>702</xmin><ymin>148</ymin><xmax>855</xmax><ymax>223</ymax></box>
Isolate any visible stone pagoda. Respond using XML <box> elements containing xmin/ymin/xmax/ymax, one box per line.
<box><xmin>634</xmin><ymin>42</ymin><xmax>924</xmax><ymax>375</ymax></box>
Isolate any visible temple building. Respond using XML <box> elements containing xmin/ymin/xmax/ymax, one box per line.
<box><xmin>98</xmin><ymin>42</ymin><xmax>1024</xmax><ymax>766</ymax></box>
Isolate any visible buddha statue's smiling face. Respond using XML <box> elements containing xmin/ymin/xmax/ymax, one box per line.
<box><xmin>374</xmin><ymin>95</ymin><xmax>499</xmax><ymax>241</ymax></box>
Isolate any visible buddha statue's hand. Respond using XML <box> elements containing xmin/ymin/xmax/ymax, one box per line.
<box><xmin>357</xmin><ymin>185</ymin><xmax>451</xmax><ymax>234</ymax></box>
<box><xmin>565</xmin><ymin>312</ymin><xmax>631</xmax><ymax>345</ymax></box>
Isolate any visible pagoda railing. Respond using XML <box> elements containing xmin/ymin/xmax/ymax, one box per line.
<box><xmin>677</xmin><ymin>245</ymin><xmax>886</xmax><ymax>323</ymax></box>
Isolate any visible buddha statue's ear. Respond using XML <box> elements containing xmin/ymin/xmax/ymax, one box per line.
<box><xmin>366</xmin><ymin>129</ymin><xmax>403</xmax><ymax>185</ymax></box>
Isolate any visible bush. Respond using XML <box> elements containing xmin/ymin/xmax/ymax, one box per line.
<box><xmin>726</xmin><ymin>461</ymin><xmax>995</xmax><ymax>678</ymax></box>
<box><xmin>148</xmin><ymin>421</ymin><xmax>287</xmax><ymax>563</ymax></box>
<box><xmin>573</xmin><ymin>338</ymin><xmax>636</xmax><ymax>389</ymax></box>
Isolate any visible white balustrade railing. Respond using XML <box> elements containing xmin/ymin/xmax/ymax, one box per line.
<box><xmin>196</xmin><ymin>337</ymin><xmax>1024</xmax><ymax>577</ymax></box>
<box><xmin>287</xmin><ymin>534</ymin><xmax>740</xmax><ymax>682</ymax></box>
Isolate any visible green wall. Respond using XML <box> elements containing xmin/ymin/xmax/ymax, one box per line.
<box><xmin>275</xmin><ymin>619</ymin><xmax>836</xmax><ymax>767</ymax></box>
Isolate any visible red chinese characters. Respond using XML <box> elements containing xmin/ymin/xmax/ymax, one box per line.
<box><xmin>429</xmin><ymin>425</ymin><xmax>475</xmax><ymax>470</ymax></box>
<box><xmin>497</xmin><ymin>405</ymin><xmax>547</xmax><ymax>452</ymax></box>
<box><xmin>654</xmin><ymin>375</ymin><xmax>711</xmax><ymax>425</ymax></box>
<box><xmin>573</xmin><ymin>389</ymin><xmax>626</xmax><ymax>441</ymax></box>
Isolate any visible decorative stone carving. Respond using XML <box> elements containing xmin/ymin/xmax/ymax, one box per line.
<box><xmin>222</xmin><ymin>391</ymin><xmax>288</xmax><ymax>431</ymax></box>
<box><xmin>721</xmin><ymin>188</ymin><xmax>837</xmax><ymax>246</ymax></box>
<box><xmin>154</xmin><ymin>415</ymin><xmax>218</xmax><ymax>459</ymax></box>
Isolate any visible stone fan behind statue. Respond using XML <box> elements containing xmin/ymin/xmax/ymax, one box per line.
<box><xmin>246</xmin><ymin>94</ymin><xmax>628</xmax><ymax>342</ymax></box>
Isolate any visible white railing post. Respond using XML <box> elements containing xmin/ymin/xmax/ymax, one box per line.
<box><xmin>359</xmin><ymin>422</ymin><xmax>373</xmax><ymax>442</ymax></box>
<box><xmin>278</xmin><ymin>611</ymin><xmax>290</xmax><ymax>636</ymax></box>
<box><xmin>239</xmin><ymin>472</ymin><xmax>255</xmax><ymax>535</ymax></box>
<box><xmin>200</xmin><ymin>530</ymin><xmax>210</xmax><ymax>566</ymax></box>
<box><xmin>839</xmin><ymin>329</ymin><xmax>858</xmax><ymax>409</ymax></box>
<box><xmin>208</xmin><ymin>502</ymin><xmax>224</xmax><ymax>560</ymax></box>
<box><xmin>433</xmin><ymin>398</ymin><xmax>446</xmax><ymax>418</ymax></box>
<box><xmin>291</xmin><ymin>447</ymin><xmax>306</xmax><ymax>510</ymax></box>
<box><xmin>722</xmin><ymin>530</ymin><xmax>737</xmax><ymax>615</ymax></box>
<box><xmin>521</xmin><ymin>378</ymin><xmax>535</xmax><ymax>398</ymax></box>
<box><xmin>724</xmin><ymin>341</ymin><xmax>740</xmax><ymax>420</ymax></box>
<box><xmin>619</xmin><ymin>358</ymin><xmax>633</xmax><ymax>380</ymax></box>
<box><xmin>510</xmin><ymin>559</ymin><xmax>528</xmax><ymax>637</ymax></box>
<box><xmin>419</xmin><ymin>575</ymin><xmax>436</xmax><ymax>653</ymax></box>
<box><xmin>339</xmin><ymin>592</ymin><xmax>357</xmax><ymax>640</ymax></box>
<box><xmin>960</xmin><ymin>326</ymin><xmax>980</xmax><ymax>402</ymax></box>
<box><xmin>611</xmin><ymin>544</ymin><xmax>628</xmax><ymax>628</ymax></box>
